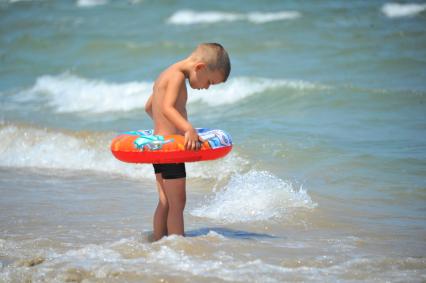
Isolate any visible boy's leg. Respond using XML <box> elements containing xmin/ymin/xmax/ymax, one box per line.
<box><xmin>163</xmin><ymin>177</ymin><xmax>186</xmax><ymax>236</ymax></box>
<box><xmin>153</xmin><ymin>172</ymin><xmax>169</xmax><ymax>241</ymax></box>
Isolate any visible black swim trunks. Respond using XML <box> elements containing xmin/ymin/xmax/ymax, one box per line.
<box><xmin>153</xmin><ymin>163</ymin><xmax>186</xmax><ymax>179</ymax></box>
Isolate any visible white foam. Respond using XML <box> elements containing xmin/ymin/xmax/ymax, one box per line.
<box><xmin>3</xmin><ymin>0</ymin><xmax>107</xmax><ymax>5</ymax></box>
<box><xmin>2</xmin><ymin>236</ymin><xmax>424</xmax><ymax>282</ymax></box>
<box><xmin>17</xmin><ymin>73</ymin><xmax>152</xmax><ymax>114</ymax></box>
<box><xmin>0</xmin><ymin>124</ymin><xmax>152</xmax><ymax>179</ymax></box>
<box><xmin>188</xmin><ymin>77</ymin><xmax>326</xmax><ymax>106</ymax></box>
<box><xmin>381</xmin><ymin>3</ymin><xmax>426</xmax><ymax>18</ymax></box>
<box><xmin>0</xmin><ymin>237</ymin><xmax>292</xmax><ymax>282</ymax></box>
<box><xmin>15</xmin><ymin>74</ymin><xmax>324</xmax><ymax>113</ymax></box>
<box><xmin>8</xmin><ymin>0</ymin><xmax>33</xmax><ymax>3</ymax></box>
<box><xmin>191</xmin><ymin>170</ymin><xmax>316</xmax><ymax>223</ymax></box>
<box><xmin>167</xmin><ymin>10</ymin><xmax>244</xmax><ymax>25</ymax></box>
<box><xmin>62</xmin><ymin>244</ymin><xmax>122</xmax><ymax>263</ymax></box>
<box><xmin>145</xmin><ymin>244</ymin><xmax>292</xmax><ymax>282</ymax></box>
<box><xmin>247</xmin><ymin>11</ymin><xmax>301</xmax><ymax>23</ymax></box>
<box><xmin>167</xmin><ymin>10</ymin><xmax>300</xmax><ymax>25</ymax></box>
<box><xmin>76</xmin><ymin>0</ymin><xmax>108</xmax><ymax>8</ymax></box>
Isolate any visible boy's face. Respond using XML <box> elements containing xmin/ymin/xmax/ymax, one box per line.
<box><xmin>189</xmin><ymin>63</ymin><xmax>224</xmax><ymax>90</ymax></box>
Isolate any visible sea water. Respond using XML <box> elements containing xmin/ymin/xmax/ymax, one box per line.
<box><xmin>0</xmin><ymin>0</ymin><xmax>425</xmax><ymax>282</ymax></box>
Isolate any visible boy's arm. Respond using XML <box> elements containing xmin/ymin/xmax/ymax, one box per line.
<box><xmin>145</xmin><ymin>94</ymin><xmax>153</xmax><ymax>119</ymax></box>
<box><xmin>162</xmin><ymin>74</ymin><xmax>201</xmax><ymax>150</ymax></box>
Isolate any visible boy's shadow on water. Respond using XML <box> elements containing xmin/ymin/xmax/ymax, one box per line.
<box><xmin>185</xmin><ymin>227</ymin><xmax>278</xmax><ymax>240</ymax></box>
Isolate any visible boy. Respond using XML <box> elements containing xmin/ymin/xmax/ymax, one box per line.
<box><xmin>144</xmin><ymin>43</ymin><xmax>231</xmax><ymax>241</ymax></box>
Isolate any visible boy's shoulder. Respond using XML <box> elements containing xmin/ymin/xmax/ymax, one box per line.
<box><xmin>156</xmin><ymin>64</ymin><xmax>186</xmax><ymax>87</ymax></box>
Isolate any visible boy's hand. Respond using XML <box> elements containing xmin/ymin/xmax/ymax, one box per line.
<box><xmin>184</xmin><ymin>128</ymin><xmax>203</xmax><ymax>151</ymax></box>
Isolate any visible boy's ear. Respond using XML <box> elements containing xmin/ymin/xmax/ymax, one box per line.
<box><xmin>194</xmin><ymin>62</ymin><xmax>206</xmax><ymax>71</ymax></box>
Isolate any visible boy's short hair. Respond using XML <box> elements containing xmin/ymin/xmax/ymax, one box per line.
<box><xmin>193</xmin><ymin>43</ymin><xmax>231</xmax><ymax>82</ymax></box>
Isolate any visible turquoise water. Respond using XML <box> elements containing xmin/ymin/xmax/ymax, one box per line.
<box><xmin>1</xmin><ymin>1</ymin><xmax>425</xmax><ymax>282</ymax></box>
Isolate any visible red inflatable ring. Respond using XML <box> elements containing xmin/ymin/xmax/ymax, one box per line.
<box><xmin>111</xmin><ymin>128</ymin><xmax>232</xmax><ymax>164</ymax></box>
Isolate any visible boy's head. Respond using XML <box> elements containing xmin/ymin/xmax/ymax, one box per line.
<box><xmin>188</xmin><ymin>43</ymin><xmax>231</xmax><ymax>90</ymax></box>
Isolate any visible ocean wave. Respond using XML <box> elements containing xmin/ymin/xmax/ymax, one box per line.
<box><xmin>190</xmin><ymin>170</ymin><xmax>316</xmax><ymax>223</ymax></box>
<box><xmin>7</xmin><ymin>0</ymin><xmax>33</xmax><ymax>3</ymax></box>
<box><xmin>188</xmin><ymin>77</ymin><xmax>327</xmax><ymax>106</ymax></box>
<box><xmin>13</xmin><ymin>73</ymin><xmax>325</xmax><ymax>114</ymax></box>
<box><xmin>76</xmin><ymin>0</ymin><xmax>108</xmax><ymax>8</ymax></box>
<box><xmin>247</xmin><ymin>11</ymin><xmax>301</xmax><ymax>23</ymax></box>
<box><xmin>167</xmin><ymin>10</ymin><xmax>243</xmax><ymax>25</ymax></box>
<box><xmin>2</xmin><ymin>236</ymin><xmax>423</xmax><ymax>282</ymax></box>
<box><xmin>0</xmin><ymin>236</ymin><xmax>289</xmax><ymax>282</ymax></box>
<box><xmin>6</xmin><ymin>0</ymin><xmax>111</xmax><ymax>6</ymax></box>
<box><xmin>0</xmin><ymin>123</ymin><xmax>245</xmax><ymax>180</ymax></box>
<box><xmin>0</xmin><ymin>123</ymin><xmax>147</xmax><ymax>178</ymax></box>
<box><xmin>16</xmin><ymin>73</ymin><xmax>152</xmax><ymax>114</ymax></box>
<box><xmin>167</xmin><ymin>10</ymin><xmax>301</xmax><ymax>25</ymax></box>
<box><xmin>381</xmin><ymin>3</ymin><xmax>426</xmax><ymax>18</ymax></box>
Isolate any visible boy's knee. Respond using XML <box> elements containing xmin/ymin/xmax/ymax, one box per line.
<box><xmin>169</xmin><ymin>196</ymin><xmax>186</xmax><ymax>211</ymax></box>
<box><xmin>158</xmin><ymin>198</ymin><xmax>169</xmax><ymax>209</ymax></box>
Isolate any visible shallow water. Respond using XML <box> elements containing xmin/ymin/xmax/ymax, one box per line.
<box><xmin>1</xmin><ymin>0</ymin><xmax>426</xmax><ymax>282</ymax></box>
<box><xmin>0</xmin><ymin>167</ymin><xmax>424</xmax><ymax>282</ymax></box>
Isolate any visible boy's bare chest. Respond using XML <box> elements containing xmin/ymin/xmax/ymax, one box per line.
<box><xmin>153</xmin><ymin>83</ymin><xmax>187</xmax><ymax>113</ymax></box>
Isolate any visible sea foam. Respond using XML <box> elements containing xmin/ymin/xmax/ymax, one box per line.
<box><xmin>17</xmin><ymin>73</ymin><xmax>152</xmax><ymax>114</ymax></box>
<box><xmin>15</xmin><ymin>73</ymin><xmax>324</xmax><ymax>114</ymax></box>
<box><xmin>167</xmin><ymin>10</ymin><xmax>243</xmax><ymax>25</ymax></box>
<box><xmin>0</xmin><ymin>237</ymin><xmax>290</xmax><ymax>282</ymax></box>
<box><xmin>0</xmin><ymin>124</ymin><xmax>149</xmax><ymax>179</ymax></box>
<box><xmin>247</xmin><ymin>11</ymin><xmax>301</xmax><ymax>23</ymax></box>
<box><xmin>191</xmin><ymin>170</ymin><xmax>316</xmax><ymax>223</ymax></box>
<box><xmin>188</xmin><ymin>77</ymin><xmax>326</xmax><ymax>106</ymax></box>
<box><xmin>6</xmin><ymin>0</ymin><xmax>108</xmax><ymax>5</ymax></box>
<box><xmin>167</xmin><ymin>10</ymin><xmax>301</xmax><ymax>25</ymax></box>
<box><xmin>381</xmin><ymin>3</ymin><xmax>426</xmax><ymax>18</ymax></box>
<box><xmin>76</xmin><ymin>0</ymin><xmax>108</xmax><ymax>8</ymax></box>
<box><xmin>2</xmin><ymin>236</ymin><xmax>423</xmax><ymax>282</ymax></box>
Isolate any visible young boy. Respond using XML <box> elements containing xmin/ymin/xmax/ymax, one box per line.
<box><xmin>144</xmin><ymin>43</ymin><xmax>231</xmax><ymax>241</ymax></box>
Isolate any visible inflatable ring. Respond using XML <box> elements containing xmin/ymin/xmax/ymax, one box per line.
<box><xmin>111</xmin><ymin>128</ymin><xmax>232</xmax><ymax>164</ymax></box>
